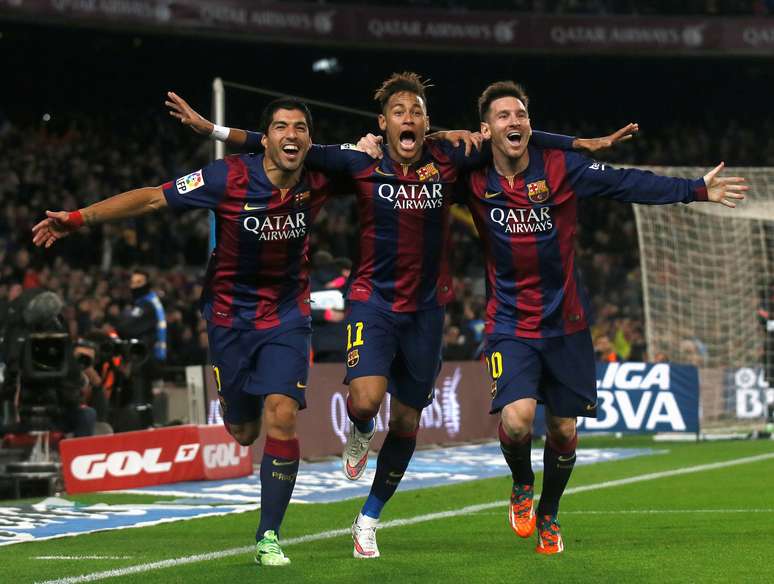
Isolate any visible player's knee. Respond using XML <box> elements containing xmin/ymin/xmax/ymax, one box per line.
<box><xmin>228</xmin><ymin>425</ymin><xmax>259</xmax><ymax>447</ymax></box>
<box><xmin>388</xmin><ymin>417</ymin><xmax>419</xmax><ymax>435</ymax></box>
<box><xmin>263</xmin><ymin>397</ymin><xmax>298</xmax><ymax>434</ymax></box>
<box><xmin>388</xmin><ymin>406</ymin><xmax>420</xmax><ymax>434</ymax></box>
<box><xmin>500</xmin><ymin>405</ymin><xmax>534</xmax><ymax>439</ymax></box>
<box><xmin>348</xmin><ymin>392</ymin><xmax>380</xmax><ymax>420</ymax></box>
<box><xmin>546</xmin><ymin>418</ymin><xmax>577</xmax><ymax>445</ymax></box>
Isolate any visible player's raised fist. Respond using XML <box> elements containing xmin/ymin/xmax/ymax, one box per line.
<box><xmin>356</xmin><ymin>133</ymin><xmax>384</xmax><ymax>159</ymax></box>
<box><xmin>31</xmin><ymin>210</ymin><xmax>84</xmax><ymax>248</ymax></box>
<box><xmin>165</xmin><ymin>91</ymin><xmax>214</xmax><ymax>135</ymax></box>
<box><xmin>703</xmin><ymin>162</ymin><xmax>748</xmax><ymax>208</ymax></box>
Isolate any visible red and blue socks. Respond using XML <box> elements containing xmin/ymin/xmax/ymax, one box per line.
<box><xmin>361</xmin><ymin>428</ymin><xmax>417</xmax><ymax>519</ymax></box>
<box><xmin>256</xmin><ymin>436</ymin><xmax>300</xmax><ymax>539</ymax></box>
<box><xmin>498</xmin><ymin>422</ymin><xmax>535</xmax><ymax>487</ymax></box>
<box><xmin>536</xmin><ymin>432</ymin><xmax>578</xmax><ymax>517</ymax></box>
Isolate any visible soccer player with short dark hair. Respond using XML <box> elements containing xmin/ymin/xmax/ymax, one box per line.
<box><xmin>465</xmin><ymin>80</ymin><xmax>747</xmax><ymax>554</ymax></box>
<box><xmin>166</xmin><ymin>75</ymin><xmax>632</xmax><ymax>558</ymax></box>
<box><xmin>32</xmin><ymin>97</ymin><xmax>348</xmax><ymax>567</ymax></box>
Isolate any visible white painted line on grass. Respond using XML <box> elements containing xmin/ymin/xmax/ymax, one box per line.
<box><xmin>35</xmin><ymin>451</ymin><xmax>774</xmax><ymax>584</ymax></box>
<box><xmin>473</xmin><ymin>508</ymin><xmax>774</xmax><ymax>516</ymax></box>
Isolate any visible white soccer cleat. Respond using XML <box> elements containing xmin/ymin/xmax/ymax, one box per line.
<box><xmin>352</xmin><ymin>513</ymin><xmax>380</xmax><ymax>559</ymax></box>
<box><xmin>342</xmin><ymin>423</ymin><xmax>375</xmax><ymax>481</ymax></box>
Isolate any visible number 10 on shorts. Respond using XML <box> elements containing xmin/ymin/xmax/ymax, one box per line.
<box><xmin>486</xmin><ymin>351</ymin><xmax>503</xmax><ymax>379</ymax></box>
<box><xmin>347</xmin><ymin>321</ymin><xmax>365</xmax><ymax>351</ymax></box>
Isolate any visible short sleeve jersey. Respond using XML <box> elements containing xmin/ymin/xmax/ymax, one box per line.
<box><xmin>162</xmin><ymin>153</ymin><xmax>341</xmax><ymax>329</ymax></box>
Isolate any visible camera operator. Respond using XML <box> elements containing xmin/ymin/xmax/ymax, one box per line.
<box><xmin>114</xmin><ymin>269</ymin><xmax>166</xmax><ymax>428</ymax></box>
<box><xmin>1</xmin><ymin>289</ymin><xmax>96</xmax><ymax>438</ymax></box>
<box><xmin>73</xmin><ymin>335</ymin><xmax>108</xmax><ymax>425</ymax></box>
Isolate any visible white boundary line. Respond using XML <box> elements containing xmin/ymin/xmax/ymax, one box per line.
<box><xmin>36</xmin><ymin>451</ymin><xmax>774</xmax><ymax>584</ymax></box>
<box><xmin>473</xmin><ymin>508</ymin><xmax>774</xmax><ymax>516</ymax></box>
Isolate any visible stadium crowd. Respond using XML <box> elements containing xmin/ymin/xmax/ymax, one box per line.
<box><xmin>2</xmin><ymin>111</ymin><xmax>772</xmax><ymax>367</ymax></box>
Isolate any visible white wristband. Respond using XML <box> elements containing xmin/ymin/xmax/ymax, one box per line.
<box><xmin>210</xmin><ymin>124</ymin><xmax>230</xmax><ymax>141</ymax></box>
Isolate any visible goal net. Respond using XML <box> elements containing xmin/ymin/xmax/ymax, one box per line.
<box><xmin>634</xmin><ymin>167</ymin><xmax>774</xmax><ymax>427</ymax></box>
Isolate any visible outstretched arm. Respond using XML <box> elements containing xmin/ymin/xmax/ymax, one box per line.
<box><xmin>166</xmin><ymin>92</ymin><xmax>382</xmax><ymax>170</ymax></box>
<box><xmin>32</xmin><ymin>187</ymin><xmax>166</xmax><ymax>248</ymax></box>
<box><xmin>166</xmin><ymin>91</ymin><xmax>251</xmax><ymax>148</ymax></box>
<box><xmin>572</xmin><ymin>123</ymin><xmax>639</xmax><ymax>154</ymax></box>
<box><xmin>567</xmin><ymin>152</ymin><xmax>747</xmax><ymax>206</ymax></box>
<box><xmin>432</xmin><ymin>123</ymin><xmax>639</xmax><ymax>153</ymax></box>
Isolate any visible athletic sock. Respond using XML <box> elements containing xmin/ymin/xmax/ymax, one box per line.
<box><xmin>536</xmin><ymin>432</ymin><xmax>578</xmax><ymax>517</ymax></box>
<box><xmin>347</xmin><ymin>395</ymin><xmax>375</xmax><ymax>434</ymax></box>
<box><xmin>256</xmin><ymin>436</ymin><xmax>300</xmax><ymax>539</ymax></box>
<box><xmin>498</xmin><ymin>422</ymin><xmax>535</xmax><ymax>486</ymax></box>
<box><xmin>361</xmin><ymin>428</ymin><xmax>417</xmax><ymax>519</ymax></box>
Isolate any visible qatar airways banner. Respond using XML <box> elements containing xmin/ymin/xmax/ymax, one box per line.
<box><xmin>203</xmin><ymin>361</ymin><xmax>498</xmax><ymax>460</ymax></box>
<box><xmin>2</xmin><ymin>2</ymin><xmax>773</xmax><ymax>55</ymax></box>
<box><xmin>60</xmin><ymin>424</ymin><xmax>252</xmax><ymax>494</ymax></box>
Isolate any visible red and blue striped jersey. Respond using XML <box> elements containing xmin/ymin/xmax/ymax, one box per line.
<box><xmin>245</xmin><ymin>131</ymin><xmax>574</xmax><ymax>312</ymax></box>
<box><xmin>465</xmin><ymin>146</ymin><xmax>709</xmax><ymax>338</ymax></box>
<box><xmin>162</xmin><ymin>153</ymin><xmax>340</xmax><ymax>330</ymax></box>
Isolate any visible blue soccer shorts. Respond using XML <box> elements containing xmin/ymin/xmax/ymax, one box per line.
<box><xmin>484</xmin><ymin>328</ymin><xmax>598</xmax><ymax>418</ymax></box>
<box><xmin>343</xmin><ymin>302</ymin><xmax>444</xmax><ymax>410</ymax></box>
<box><xmin>207</xmin><ymin>319</ymin><xmax>311</xmax><ymax>425</ymax></box>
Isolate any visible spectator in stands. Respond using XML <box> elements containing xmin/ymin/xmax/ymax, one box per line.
<box><xmin>594</xmin><ymin>334</ymin><xmax>623</xmax><ymax>362</ymax></box>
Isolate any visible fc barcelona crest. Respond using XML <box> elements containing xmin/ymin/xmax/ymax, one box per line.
<box><xmin>293</xmin><ymin>190</ymin><xmax>311</xmax><ymax>207</ymax></box>
<box><xmin>417</xmin><ymin>162</ymin><xmax>440</xmax><ymax>182</ymax></box>
<box><xmin>527</xmin><ymin>179</ymin><xmax>550</xmax><ymax>203</ymax></box>
<box><xmin>347</xmin><ymin>349</ymin><xmax>360</xmax><ymax>368</ymax></box>
<box><xmin>490</xmin><ymin>381</ymin><xmax>498</xmax><ymax>398</ymax></box>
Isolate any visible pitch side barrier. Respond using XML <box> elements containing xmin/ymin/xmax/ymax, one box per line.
<box><xmin>56</xmin><ymin>361</ymin><xmax>699</xmax><ymax>494</ymax></box>
<box><xmin>188</xmin><ymin>360</ymin><xmax>699</xmax><ymax>460</ymax></box>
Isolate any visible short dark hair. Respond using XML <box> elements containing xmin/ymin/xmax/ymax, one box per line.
<box><xmin>259</xmin><ymin>97</ymin><xmax>314</xmax><ymax>134</ymax></box>
<box><xmin>374</xmin><ymin>71</ymin><xmax>431</xmax><ymax>113</ymax></box>
<box><xmin>478</xmin><ymin>81</ymin><xmax>529</xmax><ymax>122</ymax></box>
<box><xmin>131</xmin><ymin>268</ymin><xmax>150</xmax><ymax>281</ymax></box>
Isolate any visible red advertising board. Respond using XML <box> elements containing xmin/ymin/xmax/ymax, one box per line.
<box><xmin>60</xmin><ymin>424</ymin><xmax>251</xmax><ymax>494</ymax></box>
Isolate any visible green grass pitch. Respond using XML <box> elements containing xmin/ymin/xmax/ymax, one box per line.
<box><xmin>7</xmin><ymin>436</ymin><xmax>774</xmax><ymax>584</ymax></box>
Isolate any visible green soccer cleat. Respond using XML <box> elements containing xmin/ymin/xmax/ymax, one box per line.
<box><xmin>255</xmin><ymin>530</ymin><xmax>291</xmax><ymax>566</ymax></box>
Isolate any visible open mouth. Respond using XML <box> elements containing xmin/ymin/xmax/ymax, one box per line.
<box><xmin>281</xmin><ymin>143</ymin><xmax>300</xmax><ymax>156</ymax></box>
<box><xmin>399</xmin><ymin>130</ymin><xmax>416</xmax><ymax>150</ymax></box>
<box><xmin>506</xmin><ymin>131</ymin><xmax>522</xmax><ymax>147</ymax></box>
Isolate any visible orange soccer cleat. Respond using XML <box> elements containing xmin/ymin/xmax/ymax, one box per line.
<box><xmin>535</xmin><ymin>515</ymin><xmax>564</xmax><ymax>555</ymax></box>
<box><xmin>508</xmin><ymin>483</ymin><xmax>536</xmax><ymax>538</ymax></box>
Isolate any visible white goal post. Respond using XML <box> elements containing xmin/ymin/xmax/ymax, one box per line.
<box><xmin>635</xmin><ymin>167</ymin><xmax>773</xmax><ymax>425</ymax></box>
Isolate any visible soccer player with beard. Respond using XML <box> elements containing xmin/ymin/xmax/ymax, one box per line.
<box><xmin>464</xmin><ymin>81</ymin><xmax>747</xmax><ymax>554</ymax></box>
<box><xmin>165</xmin><ymin>76</ymin><xmax>630</xmax><ymax>558</ymax></box>
<box><xmin>32</xmin><ymin>98</ymin><xmax>347</xmax><ymax>567</ymax></box>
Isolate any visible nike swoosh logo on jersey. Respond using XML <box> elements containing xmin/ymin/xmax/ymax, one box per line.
<box><xmin>272</xmin><ymin>459</ymin><xmax>297</xmax><ymax>466</ymax></box>
<box><xmin>388</xmin><ymin>471</ymin><xmax>404</xmax><ymax>478</ymax></box>
<box><xmin>557</xmin><ymin>454</ymin><xmax>576</xmax><ymax>463</ymax></box>
<box><xmin>374</xmin><ymin>167</ymin><xmax>396</xmax><ymax>177</ymax></box>
<box><xmin>243</xmin><ymin>203</ymin><xmax>266</xmax><ymax>211</ymax></box>
<box><xmin>296</xmin><ymin>381</ymin><xmax>307</xmax><ymax>389</ymax></box>
<box><xmin>484</xmin><ymin>191</ymin><xmax>502</xmax><ymax>199</ymax></box>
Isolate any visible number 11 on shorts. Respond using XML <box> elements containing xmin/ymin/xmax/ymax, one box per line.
<box><xmin>347</xmin><ymin>321</ymin><xmax>365</xmax><ymax>351</ymax></box>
